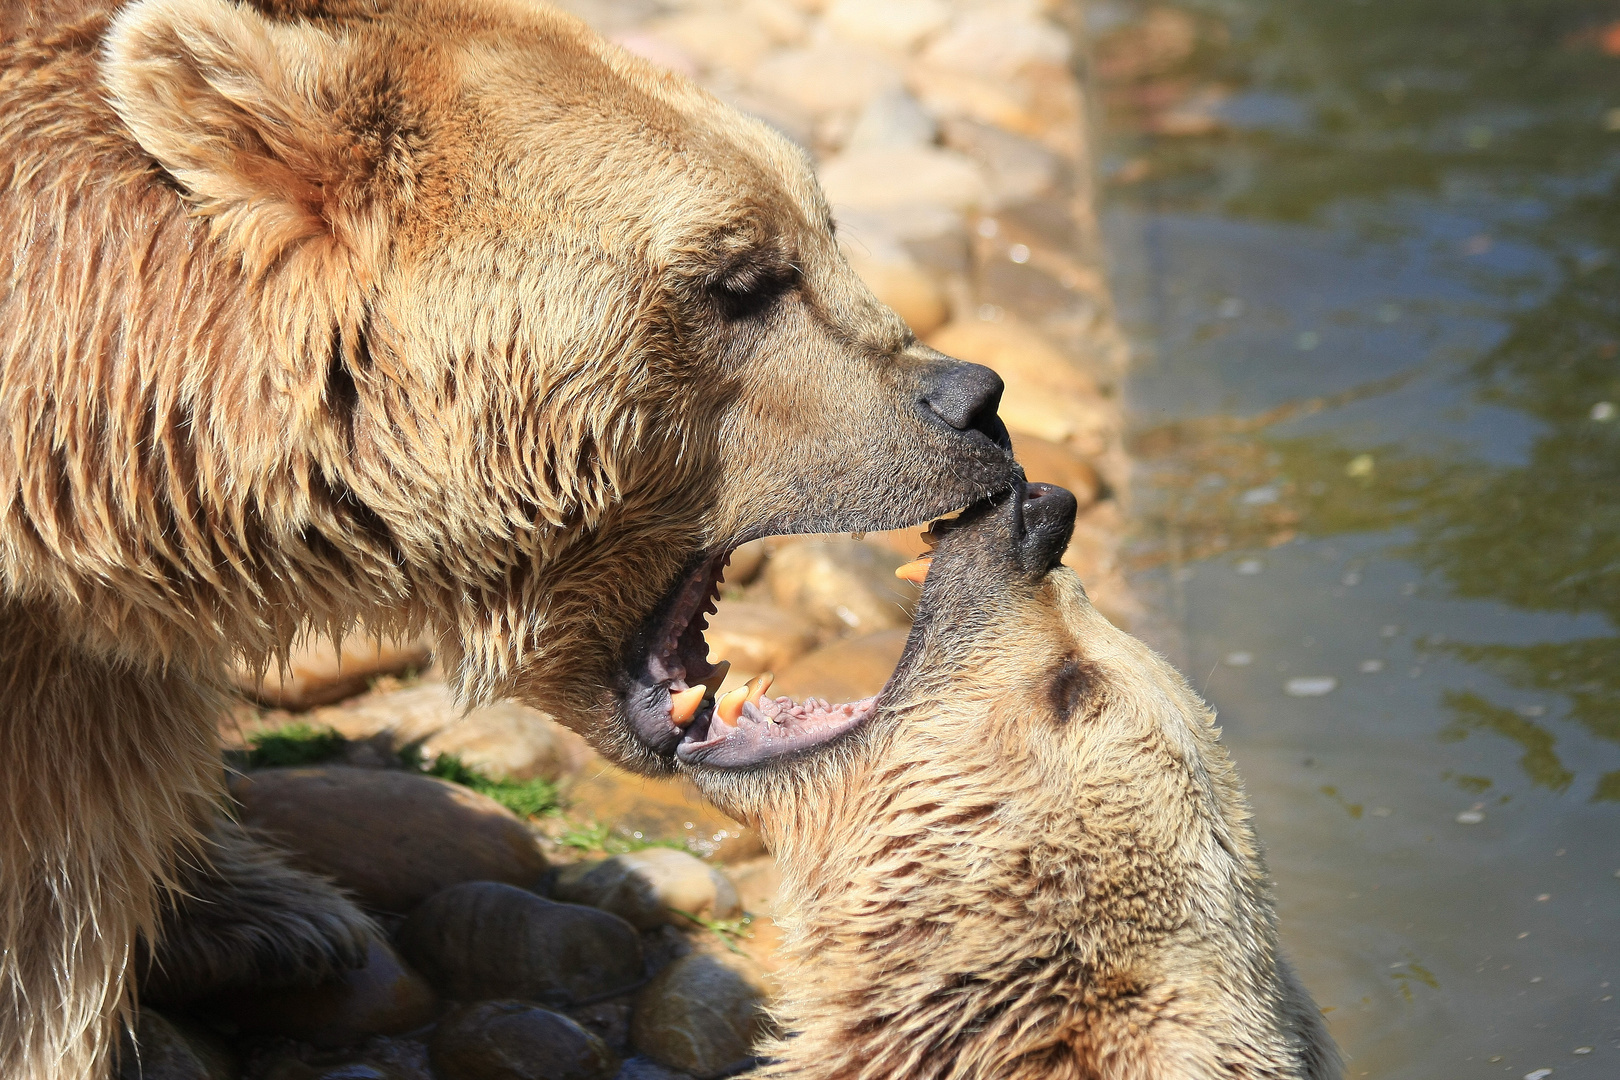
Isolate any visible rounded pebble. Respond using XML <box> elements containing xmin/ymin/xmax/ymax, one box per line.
<box><xmin>553</xmin><ymin>849</ymin><xmax>740</xmax><ymax>931</ymax></box>
<box><xmin>233</xmin><ymin>767</ymin><xmax>549</xmax><ymax>914</ymax></box>
<box><xmin>398</xmin><ymin>881</ymin><xmax>643</xmax><ymax>1007</ymax></box>
<box><xmin>631</xmin><ymin>952</ymin><xmax>769</xmax><ymax>1080</ymax></box>
<box><xmin>430</xmin><ymin>1001</ymin><xmax>615</xmax><ymax>1080</ymax></box>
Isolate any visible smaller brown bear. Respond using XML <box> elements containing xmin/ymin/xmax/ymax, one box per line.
<box><xmin>689</xmin><ymin>485</ymin><xmax>1340</xmax><ymax>1079</ymax></box>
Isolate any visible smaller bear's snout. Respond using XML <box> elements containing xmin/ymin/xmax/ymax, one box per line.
<box><xmin>1018</xmin><ymin>482</ymin><xmax>1078</xmax><ymax>575</ymax></box>
<box><xmin>921</xmin><ymin>362</ymin><xmax>1011</xmax><ymax>450</ymax></box>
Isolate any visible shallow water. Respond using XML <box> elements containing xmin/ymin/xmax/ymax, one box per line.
<box><xmin>1092</xmin><ymin>1</ymin><xmax>1620</xmax><ymax>1074</ymax></box>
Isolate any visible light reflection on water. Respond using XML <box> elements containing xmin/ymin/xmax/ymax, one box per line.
<box><xmin>1092</xmin><ymin>0</ymin><xmax>1620</xmax><ymax>1073</ymax></box>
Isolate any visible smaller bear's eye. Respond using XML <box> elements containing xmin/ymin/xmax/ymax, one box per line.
<box><xmin>710</xmin><ymin>261</ymin><xmax>799</xmax><ymax>320</ymax></box>
<box><xmin>1047</xmin><ymin>657</ymin><xmax>1099</xmax><ymax>724</ymax></box>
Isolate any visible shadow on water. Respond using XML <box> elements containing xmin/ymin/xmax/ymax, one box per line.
<box><xmin>1090</xmin><ymin>0</ymin><xmax>1620</xmax><ymax>1073</ymax></box>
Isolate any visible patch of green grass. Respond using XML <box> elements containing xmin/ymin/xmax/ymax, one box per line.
<box><xmin>245</xmin><ymin>723</ymin><xmax>347</xmax><ymax>768</ymax></box>
<box><xmin>669</xmin><ymin>907</ymin><xmax>756</xmax><ymax>955</ymax></box>
<box><xmin>419</xmin><ymin>752</ymin><xmax>562</xmax><ymax>819</ymax></box>
<box><xmin>556</xmin><ymin>820</ymin><xmax>686</xmax><ymax>856</ymax></box>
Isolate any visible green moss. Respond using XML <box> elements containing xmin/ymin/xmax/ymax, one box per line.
<box><xmin>555</xmin><ymin>820</ymin><xmax>685</xmax><ymax>856</ymax></box>
<box><xmin>420</xmin><ymin>752</ymin><xmax>561</xmax><ymax>819</ymax></box>
<box><xmin>245</xmin><ymin>723</ymin><xmax>347</xmax><ymax>768</ymax></box>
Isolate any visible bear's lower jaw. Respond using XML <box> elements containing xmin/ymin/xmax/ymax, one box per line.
<box><xmin>675</xmin><ymin>694</ymin><xmax>877</xmax><ymax>768</ymax></box>
<box><xmin>615</xmin><ymin>544</ymin><xmax>887</xmax><ymax>768</ymax></box>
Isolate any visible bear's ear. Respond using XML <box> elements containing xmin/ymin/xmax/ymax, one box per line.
<box><xmin>102</xmin><ymin>0</ymin><xmax>398</xmax><ymax>269</ymax></box>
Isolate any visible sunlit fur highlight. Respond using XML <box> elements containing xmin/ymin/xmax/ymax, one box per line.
<box><xmin>0</xmin><ymin>0</ymin><xmax>1015</xmax><ymax>1075</ymax></box>
<box><xmin>696</xmin><ymin>566</ymin><xmax>1339</xmax><ymax>1079</ymax></box>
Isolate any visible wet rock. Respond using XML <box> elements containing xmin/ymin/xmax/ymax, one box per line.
<box><xmin>564</xmin><ymin>766</ymin><xmax>765</xmax><ymax>863</ymax></box>
<box><xmin>347</xmin><ymin>1040</ymin><xmax>435</xmax><ymax>1080</ymax></box>
<box><xmin>649</xmin><ymin>12</ymin><xmax>771</xmax><ymax>73</ymax></box>
<box><xmin>235</xmin><ymin>636</ymin><xmax>431</xmax><ymax>710</ymax></box>
<box><xmin>614</xmin><ymin>1059</ymin><xmax>693</xmax><ymax>1080</ymax></box>
<box><xmin>725</xmin><ymin>857</ymin><xmax>782</xmax><ymax>918</ymax></box>
<box><xmin>119</xmin><ymin>1010</ymin><xmax>237</xmax><ymax>1080</ymax></box>
<box><xmin>631</xmin><ymin>952</ymin><xmax>770</xmax><ymax>1080</ymax></box>
<box><xmin>847</xmin><ymin>88</ymin><xmax>935</xmax><ymax>151</ymax></box>
<box><xmin>311</xmin><ymin>683</ymin><xmax>592</xmax><ymax>781</ymax></box>
<box><xmin>818</xmin><ymin>146</ymin><xmax>985</xmax><ymax>214</ymax></box>
<box><xmin>233</xmin><ymin>767</ymin><xmax>549</xmax><ymax>914</ymax></box>
<box><xmin>925</xmin><ymin>318</ymin><xmax>1107</xmax><ymax>445</ymax></box>
<box><xmin>1009</xmin><ymin>433</ymin><xmax>1104</xmax><ymax>508</ymax></box>
<box><xmin>722</xmin><ymin>538</ymin><xmax>768</xmax><ymax>586</ymax></box>
<box><xmin>553</xmin><ymin>849</ymin><xmax>741</xmax><ymax>931</ymax></box>
<box><xmin>750</xmin><ymin>43</ymin><xmax>902</xmax><ymax>116</ymax></box>
<box><xmin>922</xmin><ymin>10</ymin><xmax>1070</xmax><ymax>80</ymax></box>
<box><xmin>398</xmin><ymin>882</ymin><xmax>643</xmax><ymax>1007</ymax></box>
<box><xmin>941</xmin><ymin>119</ymin><xmax>1061</xmax><ymax>206</ymax></box>
<box><xmin>712</xmin><ymin>87</ymin><xmax>816</xmax><ymax>150</ymax></box>
<box><xmin>824</xmin><ymin>0</ymin><xmax>948</xmax><ymax>53</ymax></box>
<box><xmin>703</xmin><ymin>601</ymin><xmax>818</xmax><ymax>678</ymax></box>
<box><xmin>1091</xmin><ymin>7</ymin><xmax>1199</xmax><ymax>84</ymax></box>
<box><xmin>764</xmin><ymin>540</ymin><xmax>914</xmax><ymax>633</ymax></box>
<box><xmin>307</xmin><ymin>683</ymin><xmax>463</xmax><ymax>748</ymax></box>
<box><xmin>214</xmin><ymin>941</ymin><xmax>438</xmax><ymax>1049</ymax></box>
<box><xmin>723</xmin><ymin>857</ymin><xmax>786</xmax><ymax>974</ymax></box>
<box><xmin>907</xmin><ymin>65</ymin><xmax>1044</xmax><ymax>140</ymax></box>
<box><xmin>430</xmin><ymin>1001</ymin><xmax>615</xmax><ymax>1080</ymax></box>
<box><xmin>609</xmin><ymin>32</ymin><xmax>698</xmax><ymax>78</ymax></box>
<box><xmin>566</xmin><ymin>1000</ymin><xmax>634</xmax><ymax>1057</ymax></box>
<box><xmin>742</xmin><ymin>0</ymin><xmax>808</xmax><ymax>46</ymax></box>
<box><xmin>420</xmin><ymin>703</ymin><xmax>596</xmax><ymax>782</ymax></box>
<box><xmin>772</xmin><ymin>628</ymin><xmax>909</xmax><ymax>704</ymax></box>
<box><xmin>253</xmin><ymin>1039</ymin><xmax>435</xmax><ymax>1080</ymax></box>
<box><xmin>843</xmin><ymin>243</ymin><xmax>947</xmax><ymax>335</ymax></box>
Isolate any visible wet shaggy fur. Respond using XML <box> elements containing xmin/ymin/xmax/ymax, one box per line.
<box><xmin>693</xmin><ymin>497</ymin><xmax>1340</xmax><ymax>1079</ymax></box>
<box><xmin>0</xmin><ymin>0</ymin><xmax>1016</xmax><ymax>1075</ymax></box>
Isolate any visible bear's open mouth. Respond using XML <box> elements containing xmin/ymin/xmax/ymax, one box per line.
<box><xmin>618</xmin><ymin>527</ymin><xmax>945</xmax><ymax>768</ymax></box>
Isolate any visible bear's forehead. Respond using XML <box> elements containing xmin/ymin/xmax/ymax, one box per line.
<box><xmin>424</xmin><ymin>52</ymin><xmax>819</xmax><ymax>256</ymax></box>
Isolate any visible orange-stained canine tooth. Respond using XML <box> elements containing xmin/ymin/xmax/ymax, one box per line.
<box><xmin>715</xmin><ymin>684</ymin><xmax>750</xmax><ymax>724</ymax></box>
<box><xmin>895</xmin><ymin>557</ymin><xmax>932</xmax><ymax>584</ymax></box>
<box><xmin>670</xmin><ymin>686</ymin><xmax>706</xmax><ymax>727</ymax></box>
<box><xmin>698</xmin><ymin>661</ymin><xmax>731</xmax><ymax>698</ymax></box>
<box><xmin>746</xmin><ymin>672</ymin><xmax>774</xmax><ymax>705</ymax></box>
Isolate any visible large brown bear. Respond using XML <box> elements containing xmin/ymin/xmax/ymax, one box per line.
<box><xmin>691</xmin><ymin>485</ymin><xmax>1340</xmax><ymax>1079</ymax></box>
<box><xmin>0</xmin><ymin>1</ymin><xmax>1018</xmax><ymax>1076</ymax></box>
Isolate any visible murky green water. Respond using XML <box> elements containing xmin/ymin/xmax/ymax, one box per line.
<box><xmin>1092</xmin><ymin>1</ymin><xmax>1620</xmax><ymax>1074</ymax></box>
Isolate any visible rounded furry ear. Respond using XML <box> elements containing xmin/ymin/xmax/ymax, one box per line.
<box><xmin>101</xmin><ymin>0</ymin><xmax>397</xmax><ymax>270</ymax></box>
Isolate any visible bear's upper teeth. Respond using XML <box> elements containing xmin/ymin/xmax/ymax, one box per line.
<box><xmin>698</xmin><ymin>661</ymin><xmax>731</xmax><ymax>698</ymax></box>
<box><xmin>669</xmin><ymin>686</ymin><xmax>706</xmax><ymax>727</ymax></box>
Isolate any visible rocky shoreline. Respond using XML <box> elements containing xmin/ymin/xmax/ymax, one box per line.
<box><xmin>129</xmin><ymin>1</ymin><xmax>1131</xmax><ymax>1077</ymax></box>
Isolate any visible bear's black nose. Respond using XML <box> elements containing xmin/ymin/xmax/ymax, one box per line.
<box><xmin>922</xmin><ymin>363</ymin><xmax>1010</xmax><ymax>449</ymax></box>
<box><xmin>1019</xmin><ymin>482</ymin><xmax>1078</xmax><ymax>574</ymax></box>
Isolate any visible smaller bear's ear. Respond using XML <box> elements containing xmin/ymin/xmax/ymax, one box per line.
<box><xmin>102</xmin><ymin>0</ymin><xmax>397</xmax><ymax>271</ymax></box>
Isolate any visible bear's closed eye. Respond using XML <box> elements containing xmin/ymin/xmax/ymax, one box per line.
<box><xmin>711</xmin><ymin>261</ymin><xmax>799</xmax><ymax>320</ymax></box>
<box><xmin>1047</xmin><ymin>657</ymin><xmax>1100</xmax><ymax>723</ymax></box>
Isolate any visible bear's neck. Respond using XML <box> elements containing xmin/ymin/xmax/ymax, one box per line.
<box><xmin>751</xmin><ymin>730</ymin><xmax>1332</xmax><ymax>1079</ymax></box>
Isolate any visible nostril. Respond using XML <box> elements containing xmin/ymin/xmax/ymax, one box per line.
<box><xmin>1023</xmin><ymin>482</ymin><xmax>1062</xmax><ymax>504</ymax></box>
<box><xmin>922</xmin><ymin>363</ymin><xmax>1010</xmax><ymax>448</ymax></box>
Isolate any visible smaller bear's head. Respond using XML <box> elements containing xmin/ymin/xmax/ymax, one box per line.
<box><xmin>689</xmin><ymin>482</ymin><xmax>1265</xmax><ymax>956</ymax></box>
<box><xmin>684</xmin><ymin>488</ymin><xmax>1327</xmax><ymax>1080</ymax></box>
<box><xmin>96</xmin><ymin>0</ymin><xmax>1018</xmax><ymax>770</ymax></box>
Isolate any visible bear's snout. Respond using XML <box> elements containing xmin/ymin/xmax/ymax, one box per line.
<box><xmin>1018</xmin><ymin>482</ymin><xmax>1078</xmax><ymax>575</ymax></box>
<box><xmin>919</xmin><ymin>362</ymin><xmax>1011</xmax><ymax>450</ymax></box>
